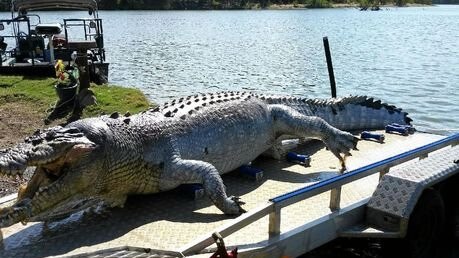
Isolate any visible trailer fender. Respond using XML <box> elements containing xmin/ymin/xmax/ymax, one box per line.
<box><xmin>366</xmin><ymin>145</ymin><xmax>459</xmax><ymax>236</ymax></box>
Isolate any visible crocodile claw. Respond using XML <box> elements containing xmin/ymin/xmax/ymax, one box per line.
<box><xmin>0</xmin><ymin>199</ymin><xmax>32</xmax><ymax>228</ymax></box>
<box><xmin>324</xmin><ymin>129</ymin><xmax>359</xmax><ymax>169</ymax></box>
<box><xmin>223</xmin><ymin>196</ymin><xmax>246</xmax><ymax>215</ymax></box>
<box><xmin>230</xmin><ymin>196</ymin><xmax>246</xmax><ymax>214</ymax></box>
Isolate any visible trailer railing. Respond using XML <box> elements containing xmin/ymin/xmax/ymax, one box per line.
<box><xmin>180</xmin><ymin>132</ymin><xmax>459</xmax><ymax>256</ymax></box>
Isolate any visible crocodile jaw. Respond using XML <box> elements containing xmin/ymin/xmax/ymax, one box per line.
<box><xmin>0</xmin><ymin>129</ymin><xmax>99</xmax><ymax>227</ymax></box>
<box><xmin>0</xmin><ymin>158</ymin><xmax>97</xmax><ymax>227</ymax></box>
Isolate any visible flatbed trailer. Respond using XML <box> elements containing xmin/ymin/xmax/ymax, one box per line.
<box><xmin>1</xmin><ymin>130</ymin><xmax>458</xmax><ymax>258</ymax></box>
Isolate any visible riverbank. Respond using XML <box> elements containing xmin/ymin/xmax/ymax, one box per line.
<box><xmin>267</xmin><ymin>2</ymin><xmax>432</xmax><ymax>8</ymax></box>
<box><xmin>94</xmin><ymin>0</ymin><xmax>433</xmax><ymax>10</ymax></box>
<box><xmin>0</xmin><ymin>75</ymin><xmax>152</xmax><ymax>196</ymax></box>
<box><xmin>0</xmin><ymin>1</ymin><xmax>435</xmax><ymax>11</ymax></box>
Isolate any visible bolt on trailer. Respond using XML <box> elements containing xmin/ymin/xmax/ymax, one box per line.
<box><xmin>0</xmin><ymin>130</ymin><xmax>458</xmax><ymax>258</ymax></box>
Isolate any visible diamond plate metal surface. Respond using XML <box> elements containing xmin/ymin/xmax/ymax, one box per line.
<box><xmin>367</xmin><ymin>144</ymin><xmax>459</xmax><ymax>218</ymax></box>
<box><xmin>59</xmin><ymin>247</ymin><xmax>183</xmax><ymax>258</ymax></box>
<box><xmin>0</xmin><ymin>132</ymin><xmax>443</xmax><ymax>257</ymax></box>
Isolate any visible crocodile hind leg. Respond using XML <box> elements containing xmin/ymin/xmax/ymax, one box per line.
<box><xmin>270</xmin><ymin>104</ymin><xmax>358</xmax><ymax>169</ymax></box>
<box><xmin>154</xmin><ymin>137</ymin><xmax>245</xmax><ymax>215</ymax></box>
<box><xmin>161</xmin><ymin>154</ymin><xmax>245</xmax><ymax>215</ymax></box>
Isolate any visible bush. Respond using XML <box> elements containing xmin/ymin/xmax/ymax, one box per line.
<box><xmin>415</xmin><ymin>0</ymin><xmax>432</xmax><ymax>4</ymax></box>
<box><xmin>307</xmin><ymin>0</ymin><xmax>331</xmax><ymax>8</ymax></box>
<box><xmin>359</xmin><ymin>0</ymin><xmax>369</xmax><ymax>8</ymax></box>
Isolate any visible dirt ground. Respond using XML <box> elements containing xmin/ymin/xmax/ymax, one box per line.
<box><xmin>0</xmin><ymin>100</ymin><xmax>54</xmax><ymax>197</ymax></box>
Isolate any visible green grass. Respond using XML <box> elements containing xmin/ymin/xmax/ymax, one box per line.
<box><xmin>85</xmin><ymin>84</ymin><xmax>153</xmax><ymax>116</ymax></box>
<box><xmin>0</xmin><ymin>75</ymin><xmax>152</xmax><ymax>117</ymax></box>
<box><xmin>0</xmin><ymin>76</ymin><xmax>57</xmax><ymax>104</ymax></box>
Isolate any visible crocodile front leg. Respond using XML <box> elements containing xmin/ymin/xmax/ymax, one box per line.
<box><xmin>270</xmin><ymin>105</ymin><xmax>358</xmax><ymax>168</ymax></box>
<box><xmin>161</xmin><ymin>153</ymin><xmax>245</xmax><ymax>215</ymax></box>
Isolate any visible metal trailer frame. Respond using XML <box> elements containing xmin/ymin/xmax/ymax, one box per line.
<box><xmin>1</xmin><ymin>132</ymin><xmax>458</xmax><ymax>258</ymax></box>
<box><xmin>180</xmin><ymin>133</ymin><xmax>459</xmax><ymax>257</ymax></box>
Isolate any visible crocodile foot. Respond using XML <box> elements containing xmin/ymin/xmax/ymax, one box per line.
<box><xmin>324</xmin><ymin>129</ymin><xmax>359</xmax><ymax>169</ymax></box>
<box><xmin>0</xmin><ymin>199</ymin><xmax>32</xmax><ymax>228</ymax></box>
<box><xmin>224</xmin><ymin>196</ymin><xmax>246</xmax><ymax>215</ymax></box>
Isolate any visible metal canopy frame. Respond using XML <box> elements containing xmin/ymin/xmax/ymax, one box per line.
<box><xmin>12</xmin><ymin>0</ymin><xmax>98</xmax><ymax>14</ymax></box>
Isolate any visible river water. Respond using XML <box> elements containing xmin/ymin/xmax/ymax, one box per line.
<box><xmin>0</xmin><ymin>6</ymin><xmax>457</xmax><ymax>258</ymax></box>
<box><xmin>1</xmin><ymin>6</ymin><xmax>459</xmax><ymax>132</ymax></box>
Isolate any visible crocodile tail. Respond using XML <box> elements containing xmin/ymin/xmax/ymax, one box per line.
<box><xmin>259</xmin><ymin>95</ymin><xmax>412</xmax><ymax>131</ymax></box>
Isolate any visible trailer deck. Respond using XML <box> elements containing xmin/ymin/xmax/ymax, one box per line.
<box><xmin>0</xmin><ymin>131</ymin><xmax>448</xmax><ymax>257</ymax></box>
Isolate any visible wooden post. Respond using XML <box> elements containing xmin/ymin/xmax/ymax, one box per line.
<box><xmin>323</xmin><ymin>37</ymin><xmax>337</xmax><ymax>98</ymax></box>
<box><xmin>329</xmin><ymin>187</ymin><xmax>341</xmax><ymax>211</ymax></box>
<box><xmin>268</xmin><ymin>207</ymin><xmax>281</xmax><ymax>237</ymax></box>
<box><xmin>67</xmin><ymin>41</ymin><xmax>96</xmax><ymax>91</ymax></box>
<box><xmin>74</xmin><ymin>50</ymin><xmax>90</xmax><ymax>90</ymax></box>
<box><xmin>66</xmin><ymin>41</ymin><xmax>96</xmax><ymax>122</ymax></box>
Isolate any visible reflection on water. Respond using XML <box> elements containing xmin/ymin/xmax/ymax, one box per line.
<box><xmin>1</xmin><ymin>6</ymin><xmax>458</xmax><ymax>132</ymax></box>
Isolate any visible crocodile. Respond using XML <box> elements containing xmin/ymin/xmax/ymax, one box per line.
<box><xmin>0</xmin><ymin>92</ymin><xmax>411</xmax><ymax>228</ymax></box>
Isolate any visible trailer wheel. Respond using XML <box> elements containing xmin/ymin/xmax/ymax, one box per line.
<box><xmin>404</xmin><ymin>188</ymin><xmax>446</xmax><ymax>258</ymax></box>
<box><xmin>440</xmin><ymin>174</ymin><xmax>459</xmax><ymax>241</ymax></box>
<box><xmin>439</xmin><ymin>174</ymin><xmax>459</xmax><ymax>257</ymax></box>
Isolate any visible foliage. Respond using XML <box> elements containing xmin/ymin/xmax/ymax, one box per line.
<box><xmin>359</xmin><ymin>0</ymin><xmax>370</xmax><ymax>8</ymax></box>
<box><xmin>0</xmin><ymin>0</ymin><xmax>437</xmax><ymax>10</ymax></box>
<box><xmin>359</xmin><ymin>0</ymin><xmax>384</xmax><ymax>10</ymax></box>
<box><xmin>415</xmin><ymin>0</ymin><xmax>432</xmax><ymax>4</ymax></box>
<box><xmin>99</xmin><ymin>0</ymin><xmax>253</xmax><ymax>9</ymax></box>
<box><xmin>307</xmin><ymin>0</ymin><xmax>332</xmax><ymax>7</ymax></box>
<box><xmin>395</xmin><ymin>0</ymin><xmax>432</xmax><ymax>6</ymax></box>
<box><xmin>394</xmin><ymin>0</ymin><xmax>407</xmax><ymax>6</ymax></box>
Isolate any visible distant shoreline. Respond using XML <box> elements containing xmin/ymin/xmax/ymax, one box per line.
<box><xmin>0</xmin><ymin>2</ymin><xmax>435</xmax><ymax>12</ymax></box>
<box><xmin>266</xmin><ymin>3</ymin><xmax>432</xmax><ymax>9</ymax></box>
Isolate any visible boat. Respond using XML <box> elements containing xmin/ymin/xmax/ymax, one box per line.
<box><xmin>0</xmin><ymin>0</ymin><xmax>108</xmax><ymax>84</ymax></box>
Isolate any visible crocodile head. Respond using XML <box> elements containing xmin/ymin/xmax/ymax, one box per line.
<box><xmin>0</xmin><ymin>126</ymin><xmax>103</xmax><ymax>227</ymax></box>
